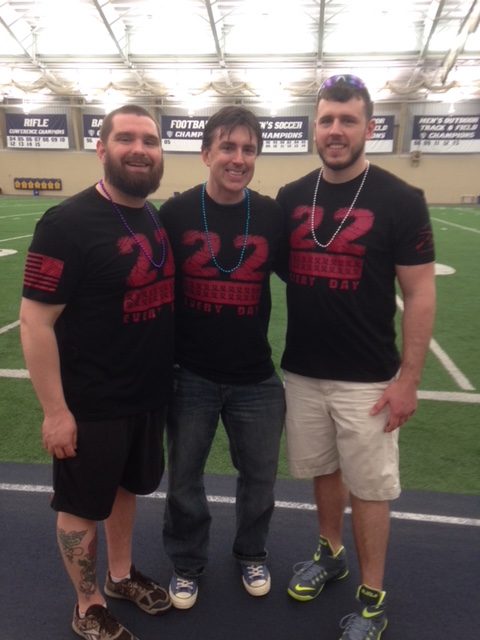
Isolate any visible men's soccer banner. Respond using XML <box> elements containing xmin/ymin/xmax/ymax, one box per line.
<box><xmin>258</xmin><ymin>117</ymin><xmax>309</xmax><ymax>154</ymax></box>
<box><xmin>410</xmin><ymin>115</ymin><xmax>480</xmax><ymax>153</ymax></box>
<box><xmin>161</xmin><ymin>115</ymin><xmax>309</xmax><ymax>154</ymax></box>
<box><xmin>83</xmin><ymin>115</ymin><xmax>104</xmax><ymax>150</ymax></box>
<box><xmin>366</xmin><ymin>115</ymin><xmax>395</xmax><ymax>153</ymax></box>
<box><xmin>6</xmin><ymin>113</ymin><xmax>69</xmax><ymax>149</ymax></box>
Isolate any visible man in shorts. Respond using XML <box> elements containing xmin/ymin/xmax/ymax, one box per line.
<box><xmin>160</xmin><ymin>106</ymin><xmax>286</xmax><ymax>609</ymax></box>
<box><xmin>20</xmin><ymin>105</ymin><xmax>175</xmax><ymax>640</ymax></box>
<box><xmin>276</xmin><ymin>75</ymin><xmax>436</xmax><ymax>639</ymax></box>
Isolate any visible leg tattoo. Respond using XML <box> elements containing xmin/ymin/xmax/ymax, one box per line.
<box><xmin>58</xmin><ymin>528</ymin><xmax>98</xmax><ymax>598</ymax></box>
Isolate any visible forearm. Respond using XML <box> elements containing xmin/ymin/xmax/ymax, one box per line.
<box><xmin>20</xmin><ymin>309</ymin><xmax>69</xmax><ymax>417</ymax></box>
<box><xmin>399</xmin><ymin>286</ymin><xmax>436</xmax><ymax>387</ymax></box>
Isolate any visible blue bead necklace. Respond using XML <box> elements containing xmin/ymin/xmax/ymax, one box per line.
<box><xmin>99</xmin><ymin>179</ymin><xmax>166</xmax><ymax>269</ymax></box>
<box><xmin>201</xmin><ymin>182</ymin><xmax>251</xmax><ymax>274</ymax></box>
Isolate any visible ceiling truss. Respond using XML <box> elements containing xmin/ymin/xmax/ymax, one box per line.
<box><xmin>0</xmin><ymin>0</ymin><xmax>479</xmax><ymax>107</ymax></box>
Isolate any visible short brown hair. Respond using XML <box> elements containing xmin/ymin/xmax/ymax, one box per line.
<box><xmin>99</xmin><ymin>105</ymin><xmax>161</xmax><ymax>142</ymax></box>
<box><xmin>202</xmin><ymin>106</ymin><xmax>263</xmax><ymax>154</ymax></box>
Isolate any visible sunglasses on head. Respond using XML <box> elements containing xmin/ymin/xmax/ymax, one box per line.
<box><xmin>319</xmin><ymin>74</ymin><xmax>366</xmax><ymax>91</ymax></box>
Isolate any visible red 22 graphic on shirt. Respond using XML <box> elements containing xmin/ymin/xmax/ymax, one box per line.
<box><xmin>182</xmin><ymin>230</ymin><xmax>268</xmax><ymax>281</ymax></box>
<box><xmin>118</xmin><ymin>228</ymin><xmax>174</xmax><ymax>287</ymax></box>
<box><xmin>291</xmin><ymin>205</ymin><xmax>374</xmax><ymax>255</ymax></box>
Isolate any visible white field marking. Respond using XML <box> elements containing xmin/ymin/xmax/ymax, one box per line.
<box><xmin>0</xmin><ymin>320</ymin><xmax>20</xmax><ymax>335</ymax></box>
<box><xmin>1</xmin><ymin>365</ymin><xmax>479</xmax><ymax>404</ymax></box>
<box><xmin>418</xmin><ymin>390</ymin><xmax>480</xmax><ymax>403</ymax></box>
<box><xmin>0</xmin><ymin>211</ymin><xmax>44</xmax><ymax>219</ymax></box>
<box><xmin>396</xmin><ymin>295</ymin><xmax>475</xmax><ymax>391</ymax></box>
<box><xmin>427</xmin><ymin>341</ymin><xmax>475</xmax><ymax>390</ymax></box>
<box><xmin>0</xmin><ymin>369</ymin><xmax>29</xmax><ymax>378</ymax></box>
<box><xmin>0</xmin><ymin>234</ymin><xmax>32</xmax><ymax>243</ymax></box>
<box><xmin>435</xmin><ymin>263</ymin><xmax>455</xmax><ymax>276</ymax></box>
<box><xmin>0</xmin><ymin>483</ymin><xmax>478</xmax><ymax>528</ymax></box>
<box><xmin>431</xmin><ymin>217</ymin><xmax>480</xmax><ymax>233</ymax></box>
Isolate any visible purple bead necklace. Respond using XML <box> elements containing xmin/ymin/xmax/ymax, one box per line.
<box><xmin>98</xmin><ymin>179</ymin><xmax>166</xmax><ymax>269</ymax></box>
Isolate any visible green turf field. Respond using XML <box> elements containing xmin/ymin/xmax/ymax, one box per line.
<box><xmin>1</xmin><ymin>196</ymin><xmax>479</xmax><ymax>494</ymax></box>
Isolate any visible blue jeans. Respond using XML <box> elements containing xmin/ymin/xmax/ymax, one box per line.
<box><xmin>163</xmin><ymin>367</ymin><xmax>285</xmax><ymax>578</ymax></box>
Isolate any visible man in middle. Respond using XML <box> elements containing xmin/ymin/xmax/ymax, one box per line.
<box><xmin>160</xmin><ymin>106</ymin><xmax>286</xmax><ymax>609</ymax></box>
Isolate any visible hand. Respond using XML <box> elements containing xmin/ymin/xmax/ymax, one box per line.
<box><xmin>42</xmin><ymin>409</ymin><xmax>78</xmax><ymax>459</ymax></box>
<box><xmin>369</xmin><ymin>378</ymin><xmax>417</xmax><ymax>432</ymax></box>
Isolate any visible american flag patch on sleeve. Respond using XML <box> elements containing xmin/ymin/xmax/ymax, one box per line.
<box><xmin>24</xmin><ymin>252</ymin><xmax>64</xmax><ymax>293</ymax></box>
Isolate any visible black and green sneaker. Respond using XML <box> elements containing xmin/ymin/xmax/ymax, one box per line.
<box><xmin>339</xmin><ymin>584</ymin><xmax>388</xmax><ymax>640</ymax></box>
<box><xmin>287</xmin><ymin>535</ymin><xmax>349</xmax><ymax>601</ymax></box>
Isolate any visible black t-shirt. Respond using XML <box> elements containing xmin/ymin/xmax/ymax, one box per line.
<box><xmin>276</xmin><ymin>164</ymin><xmax>435</xmax><ymax>382</ymax></box>
<box><xmin>160</xmin><ymin>184</ymin><xmax>286</xmax><ymax>384</ymax></box>
<box><xmin>22</xmin><ymin>186</ymin><xmax>175</xmax><ymax>419</ymax></box>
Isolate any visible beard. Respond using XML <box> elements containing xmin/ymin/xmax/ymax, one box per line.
<box><xmin>103</xmin><ymin>152</ymin><xmax>164</xmax><ymax>199</ymax></box>
<box><xmin>318</xmin><ymin>140</ymin><xmax>365</xmax><ymax>172</ymax></box>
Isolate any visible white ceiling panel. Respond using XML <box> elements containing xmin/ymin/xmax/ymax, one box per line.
<box><xmin>0</xmin><ymin>0</ymin><xmax>479</xmax><ymax>110</ymax></box>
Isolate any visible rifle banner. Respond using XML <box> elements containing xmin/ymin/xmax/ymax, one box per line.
<box><xmin>410</xmin><ymin>115</ymin><xmax>480</xmax><ymax>153</ymax></box>
<box><xmin>6</xmin><ymin>113</ymin><xmax>69</xmax><ymax>149</ymax></box>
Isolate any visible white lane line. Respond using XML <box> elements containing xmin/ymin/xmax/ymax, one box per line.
<box><xmin>1</xmin><ymin>483</ymin><xmax>479</xmax><ymax>528</ymax></box>
<box><xmin>396</xmin><ymin>296</ymin><xmax>475</xmax><ymax>391</ymax></box>
<box><xmin>205</xmin><ymin>496</ymin><xmax>480</xmax><ymax>527</ymax></box>
<box><xmin>431</xmin><ymin>217</ymin><xmax>480</xmax><ymax>233</ymax></box>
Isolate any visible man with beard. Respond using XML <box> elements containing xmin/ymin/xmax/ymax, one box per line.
<box><xmin>20</xmin><ymin>105</ymin><xmax>174</xmax><ymax>640</ymax></box>
<box><xmin>276</xmin><ymin>76</ymin><xmax>435</xmax><ymax>640</ymax></box>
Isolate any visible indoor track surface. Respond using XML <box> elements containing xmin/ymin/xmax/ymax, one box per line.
<box><xmin>1</xmin><ymin>463</ymin><xmax>478</xmax><ymax>639</ymax></box>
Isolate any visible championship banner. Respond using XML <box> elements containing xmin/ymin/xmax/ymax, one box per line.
<box><xmin>410</xmin><ymin>115</ymin><xmax>480</xmax><ymax>153</ymax></box>
<box><xmin>82</xmin><ymin>114</ymin><xmax>104</xmax><ymax>150</ymax></box>
<box><xmin>366</xmin><ymin>115</ymin><xmax>395</xmax><ymax>153</ymax></box>
<box><xmin>161</xmin><ymin>116</ymin><xmax>207</xmax><ymax>152</ymax></box>
<box><xmin>6</xmin><ymin>113</ymin><xmax>69</xmax><ymax>149</ymax></box>
<box><xmin>258</xmin><ymin>117</ymin><xmax>309</xmax><ymax>154</ymax></box>
<box><xmin>161</xmin><ymin>115</ymin><xmax>309</xmax><ymax>153</ymax></box>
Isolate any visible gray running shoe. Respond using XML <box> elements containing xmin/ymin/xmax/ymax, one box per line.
<box><xmin>72</xmin><ymin>604</ymin><xmax>138</xmax><ymax>640</ymax></box>
<box><xmin>339</xmin><ymin>613</ymin><xmax>387</xmax><ymax>640</ymax></box>
<box><xmin>287</xmin><ymin>535</ymin><xmax>349</xmax><ymax>601</ymax></box>
<box><xmin>339</xmin><ymin>584</ymin><xmax>388</xmax><ymax>640</ymax></box>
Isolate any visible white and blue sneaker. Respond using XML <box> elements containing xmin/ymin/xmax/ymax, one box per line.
<box><xmin>168</xmin><ymin>573</ymin><xmax>198</xmax><ymax>610</ymax></box>
<box><xmin>240</xmin><ymin>562</ymin><xmax>271</xmax><ymax>596</ymax></box>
